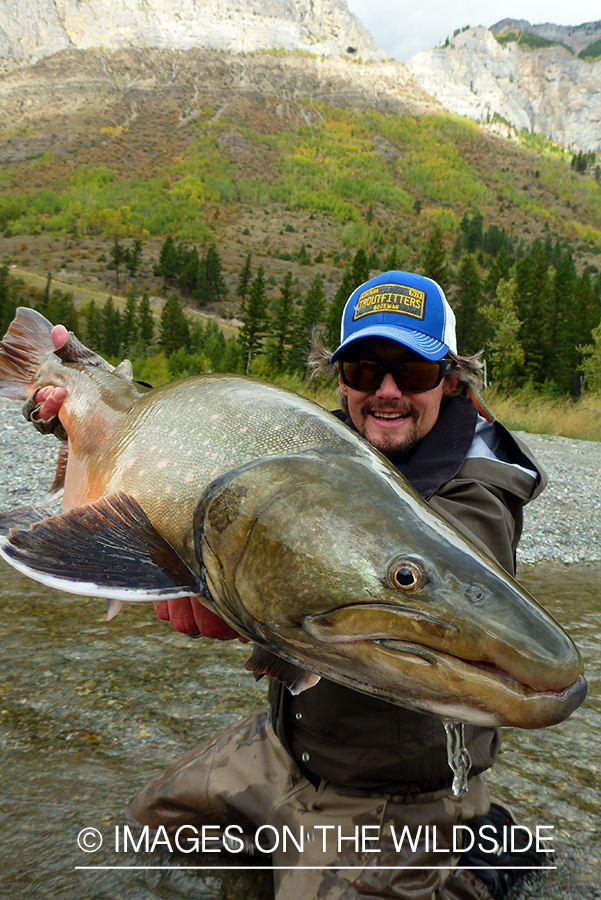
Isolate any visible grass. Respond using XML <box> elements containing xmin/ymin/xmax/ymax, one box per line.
<box><xmin>483</xmin><ymin>388</ymin><xmax>601</xmax><ymax>442</ymax></box>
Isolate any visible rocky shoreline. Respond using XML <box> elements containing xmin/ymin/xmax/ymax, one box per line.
<box><xmin>1</xmin><ymin>399</ymin><xmax>600</xmax><ymax>565</ymax></box>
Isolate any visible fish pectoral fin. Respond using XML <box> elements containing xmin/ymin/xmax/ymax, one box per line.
<box><xmin>0</xmin><ymin>491</ymin><xmax>203</xmax><ymax>602</ymax></box>
<box><xmin>244</xmin><ymin>645</ymin><xmax>321</xmax><ymax>695</ymax></box>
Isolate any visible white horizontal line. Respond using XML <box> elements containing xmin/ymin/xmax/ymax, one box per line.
<box><xmin>74</xmin><ymin>865</ymin><xmax>556</xmax><ymax>871</ymax></box>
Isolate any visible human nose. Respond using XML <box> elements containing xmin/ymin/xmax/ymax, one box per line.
<box><xmin>374</xmin><ymin>372</ymin><xmax>404</xmax><ymax>398</ymax></box>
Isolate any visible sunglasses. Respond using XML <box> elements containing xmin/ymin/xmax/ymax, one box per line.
<box><xmin>339</xmin><ymin>357</ymin><xmax>454</xmax><ymax>393</ymax></box>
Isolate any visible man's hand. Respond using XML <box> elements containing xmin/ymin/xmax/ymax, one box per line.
<box><xmin>153</xmin><ymin>597</ymin><xmax>248</xmax><ymax>642</ymax></box>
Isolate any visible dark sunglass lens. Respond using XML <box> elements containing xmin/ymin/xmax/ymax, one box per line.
<box><xmin>394</xmin><ymin>360</ymin><xmax>440</xmax><ymax>391</ymax></box>
<box><xmin>342</xmin><ymin>360</ymin><xmax>384</xmax><ymax>391</ymax></box>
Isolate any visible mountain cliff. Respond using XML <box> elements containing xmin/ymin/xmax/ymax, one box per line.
<box><xmin>407</xmin><ymin>22</ymin><xmax>601</xmax><ymax>152</ymax></box>
<box><xmin>0</xmin><ymin>0</ymin><xmax>386</xmax><ymax>62</ymax></box>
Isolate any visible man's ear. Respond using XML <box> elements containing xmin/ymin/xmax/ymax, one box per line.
<box><xmin>338</xmin><ymin>373</ymin><xmax>349</xmax><ymax>397</ymax></box>
<box><xmin>442</xmin><ymin>371</ymin><xmax>461</xmax><ymax>396</ymax></box>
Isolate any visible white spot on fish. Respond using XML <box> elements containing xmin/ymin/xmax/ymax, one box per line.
<box><xmin>126</xmin><ymin>459</ymin><xmax>136</xmax><ymax>468</ymax></box>
<box><xmin>169</xmin><ymin>429</ymin><xmax>177</xmax><ymax>436</ymax></box>
<box><xmin>166</xmin><ymin>486</ymin><xmax>172</xmax><ymax>494</ymax></box>
<box><xmin>212</xmin><ymin>414</ymin><xmax>219</xmax><ymax>420</ymax></box>
<box><xmin>186</xmin><ymin>474</ymin><xmax>194</xmax><ymax>483</ymax></box>
<box><xmin>240</xmin><ymin>427</ymin><xmax>248</xmax><ymax>433</ymax></box>
<box><xmin>187</xmin><ymin>450</ymin><xmax>193</xmax><ymax>456</ymax></box>
<box><xmin>158</xmin><ymin>460</ymin><xmax>168</xmax><ymax>469</ymax></box>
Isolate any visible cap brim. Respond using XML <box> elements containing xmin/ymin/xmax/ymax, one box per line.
<box><xmin>329</xmin><ymin>324</ymin><xmax>449</xmax><ymax>363</ymax></box>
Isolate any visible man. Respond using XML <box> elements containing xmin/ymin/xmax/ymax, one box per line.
<box><xmin>28</xmin><ymin>271</ymin><xmax>546</xmax><ymax>899</ymax></box>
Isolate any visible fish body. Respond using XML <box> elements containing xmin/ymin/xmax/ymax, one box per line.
<box><xmin>0</xmin><ymin>309</ymin><xmax>587</xmax><ymax>729</ymax></box>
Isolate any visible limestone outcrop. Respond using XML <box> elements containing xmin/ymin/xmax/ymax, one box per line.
<box><xmin>407</xmin><ymin>23</ymin><xmax>601</xmax><ymax>152</ymax></box>
<box><xmin>0</xmin><ymin>0</ymin><xmax>386</xmax><ymax>62</ymax></box>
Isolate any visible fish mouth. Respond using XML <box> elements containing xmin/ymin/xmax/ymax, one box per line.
<box><xmin>302</xmin><ymin>604</ymin><xmax>587</xmax><ymax>727</ymax></box>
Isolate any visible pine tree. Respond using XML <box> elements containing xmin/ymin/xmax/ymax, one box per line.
<box><xmin>155</xmin><ymin>236</ymin><xmax>178</xmax><ymax>283</ymax></box>
<box><xmin>136</xmin><ymin>294</ymin><xmax>154</xmax><ymax>347</ymax></box>
<box><xmin>422</xmin><ymin>225</ymin><xmax>450</xmax><ymax>292</ymax></box>
<box><xmin>85</xmin><ymin>299</ymin><xmax>104</xmax><ymax>351</ymax></box>
<box><xmin>514</xmin><ymin>241</ymin><xmax>549</xmax><ymax>384</ymax></box>
<box><xmin>236</xmin><ymin>251</ymin><xmax>253</xmax><ymax>300</ymax></box>
<box><xmin>109</xmin><ymin>237</ymin><xmax>128</xmax><ymax>290</ymax></box>
<box><xmin>205</xmin><ymin>243</ymin><xmax>227</xmax><ymax>302</ymax></box>
<box><xmin>270</xmin><ymin>271</ymin><xmax>296</xmax><ymax>371</ymax></box>
<box><xmin>288</xmin><ymin>274</ymin><xmax>326</xmax><ymax>371</ymax></box>
<box><xmin>121</xmin><ymin>292</ymin><xmax>138</xmax><ymax>351</ymax></box>
<box><xmin>325</xmin><ymin>269</ymin><xmax>354</xmax><ymax>349</ymax></box>
<box><xmin>101</xmin><ymin>296</ymin><xmax>121</xmax><ymax>357</ymax></box>
<box><xmin>239</xmin><ymin>265</ymin><xmax>269</xmax><ymax>373</ymax></box>
<box><xmin>454</xmin><ymin>255</ymin><xmax>484</xmax><ymax>354</ymax></box>
<box><xmin>160</xmin><ymin>296</ymin><xmax>190</xmax><ymax>358</ymax></box>
<box><xmin>350</xmin><ymin>248</ymin><xmax>370</xmax><ymax>286</ymax></box>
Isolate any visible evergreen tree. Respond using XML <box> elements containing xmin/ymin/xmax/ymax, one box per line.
<box><xmin>136</xmin><ymin>294</ymin><xmax>154</xmax><ymax>346</ymax></box>
<box><xmin>288</xmin><ymin>274</ymin><xmax>326</xmax><ymax>371</ymax></box>
<box><xmin>155</xmin><ymin>236</ymin><xmax>178</xmax><ymax>283</ymax></box>
<box><xmin>581</xmin><ymin>316</ymin><xmax>601</xmax><ymax>391</ymax></box>
<box><xmin>454</xmin><ymin>255</ymin><xmax>484</xmax><ymax>354</ymax></box>
<box><xmin>514</xmin><ymin>241</ymin><xmax>549</xmax><ymax>384</ymax></box>
<box><xmin>109</xmin><ymin>237</ymin><xmax>128</xmax><ymax>289</ymax></box>
<box><xmin>384</xmin><ymin>245</ymin><xmax>402</xmax><ymax>271</ymax></box>
<box><xmin>125</xmin><ymin>239</ymin><xmax>142</xmax><ymax>279</ymax></box>
<box><xmin>85</xmin><ymin>299</ymin><xmax>104</xmax><ymax>350</ymax></box>
<box><xmin>121</xmin><ymin>292</ymin><xmax>138</xmax><ymax>351</ymax></box>
<box><xmin>547</xmin><ymin>249</ymin><xmax>580</xmax><ymax>393</ymax></box>
<box><xmin>194</xmin><ymin>255</ymin><xmax>210</xmax><ymax>307</ymax></box>
<box><xmin>236</xmin><ymin>251</ymin><xmax>253</xmax><ymax>300</ymax></box>
<box><xmin>239</xmin><ymin>266</ymin><xmax>269</xmax><ymax>373</ymax></box>
<box><xmin>205</xmin><ymin>243</ymin><xmax>227</xmax><ymax>303</ymax></box>
<box><xmin>422</xmin><ymin>225</ymin><xmax>450</xmax><ymax>292</ymax></box>
<box><xmin>270</xmin><ymin>271</ymin><xmax>296</xmax><ymax>371</ymax></box>
<box><xmin>179</xmin><ymin>247</ymin><xmax>200</xmax><ymax>296</ymax></box>
<box><xmin>350</xmin><ymin>248</ymin><xmax>370</xmax><ymax>287</ymax></box>
<box><xmin>101</xmin><ymin>296</ymin><xmax>121</xmax><ymax>357</ymax></box>
<box><xmin>325</xmin><ymin>269</ymin><xmax>353</xmax><ymax>350</ymax></box>
<box><xmin>160</xmin><ymin>296</ymin><xmax>190</xmax><ymax>358</ymax></box>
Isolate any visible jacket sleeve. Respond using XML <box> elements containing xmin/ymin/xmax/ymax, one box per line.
<box><xmin>427</xmin><ymin>456</ymin><xmax>543</xmax><ymax>577</ymax></box>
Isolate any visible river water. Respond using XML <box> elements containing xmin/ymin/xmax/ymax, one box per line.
<box><xmin>0</xmin><ymin>561</ymin><xmax>599</xmax><ymax>900</ymax></box>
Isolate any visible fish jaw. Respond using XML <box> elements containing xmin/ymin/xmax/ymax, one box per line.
<box><xmin>196</xmin><ymin>453</ymin><xmax>586</xmax><ymax>729</ymax></box>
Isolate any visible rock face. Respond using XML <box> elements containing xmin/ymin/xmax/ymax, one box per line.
<box><xmin>407</xmin><ymin>23</ymin><xmax>601</xmax><ymax>152</ymax></box>
<box><xmin>0</xmin><ymin>0</ymin><xmax>386</xmax><ymax>62</ymax></box>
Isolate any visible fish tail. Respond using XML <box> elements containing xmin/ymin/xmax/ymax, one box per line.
<box><xmin>0</xmin><ymin>307</ymin><xmax>55</xmax><ymax>400</ymax></box>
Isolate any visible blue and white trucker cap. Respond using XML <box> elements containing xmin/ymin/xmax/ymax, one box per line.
<box><xmin>329</xmin><ymin>271</ymin><xmax>457</xmax><ymax>363</ymax></box>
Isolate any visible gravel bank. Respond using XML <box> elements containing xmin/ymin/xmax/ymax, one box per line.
<box><xmin>1</xmin><ymin>399</ymin><xmax>600</xmax><ymax>564</ymax></box>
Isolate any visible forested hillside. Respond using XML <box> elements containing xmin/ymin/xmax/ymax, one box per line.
<box><xmin>1</xmin><ymin>48</ymin><xmax>601</xmax><ymax>403</ymax></box>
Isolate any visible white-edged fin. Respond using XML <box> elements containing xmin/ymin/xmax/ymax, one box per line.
<box><xmin>245</xmin><ymin>645</ymin><xmax>321</xmax><ymax>695</ymax></box>
<box><xmin>106</xmin><ymin>598</ymin><xmax>125</xmax><ymax>621</ymax></box>
<box><xmin>0</xmin><ymin>491</ymin><xmax>203</xmax><ymax>603</ymax></box>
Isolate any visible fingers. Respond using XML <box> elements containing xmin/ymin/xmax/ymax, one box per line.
<box><xmin>32</xmin><ymin>386</ymin><xmax>67</xmax><ymax>420</ymax></box>
<box><xmin>152</xmin><ymin>597</ymin><xmax>247</xmax><ymax>642</ymax></box>
<box><xmin>51</xmin><ymin>324</ymin><xmax>69</xmax><ymax>349</ymax></box>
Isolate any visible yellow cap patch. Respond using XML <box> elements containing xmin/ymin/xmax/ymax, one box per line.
<box><xmin>353</xmin><ymin>283</ymin><xmax>426</xmax><ymax>321</ymax></box>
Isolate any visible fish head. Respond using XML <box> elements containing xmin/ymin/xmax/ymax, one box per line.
<box><xmin>196</xmin><ymin>452</ymin><xmax>586</xmax><ymax>729</ymax></box>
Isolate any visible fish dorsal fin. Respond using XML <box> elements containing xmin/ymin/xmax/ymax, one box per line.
<box><xmin>245</xmin><ymin>645</ymin><xmax>321</xmax><ymax>695</ymax></box>
<box><xmin>54</xmin><ymin>330</ymin><xmax>115</xmax><ymax>372</ymax></box>
<box><xmin>47</xmin><ymin>440</ymin><xmax>68</xmax><ymax>503</ymax></box>
<box><xmin>0</xmin><ymin>307</ymin><xmax>54</xmax><ymax>400</ymax></box>
<box><xmin>0</xmin><ymin>491</ymin><xmax>203</xmax><ymax>602</ymax></box>
<box><xmin>113</xmin><ymin>359</ymin><xmax>134</xmax><ymax>381</ymax></box>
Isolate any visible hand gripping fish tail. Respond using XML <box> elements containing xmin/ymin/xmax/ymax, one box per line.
<box><xmin>0</xmin><ymin>307</ymin><xmax>587</xmax><ymax>731</ymax></box>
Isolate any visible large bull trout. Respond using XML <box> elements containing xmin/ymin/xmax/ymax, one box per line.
<box><xmin>0</xmin><ymin>308</ymin><xmax>587</xmax><ymax>730</ymax></box>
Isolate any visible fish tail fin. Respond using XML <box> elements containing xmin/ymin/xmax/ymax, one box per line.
<box><xmin>0</xmin><ymin>307</ymin><xmax>55</xmax><ymax>400</ymax></box>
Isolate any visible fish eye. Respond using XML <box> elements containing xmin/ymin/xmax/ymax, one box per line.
<box><xmin>389</xmin><ymin>561</ymin><xmax>425</xmax><ymax>592</ymax></box>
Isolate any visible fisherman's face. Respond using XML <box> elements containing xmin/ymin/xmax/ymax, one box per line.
<box><xmin>339</xmin><ymin>339</ymin><xmax>459</xmax><ymax>457</ymax></box>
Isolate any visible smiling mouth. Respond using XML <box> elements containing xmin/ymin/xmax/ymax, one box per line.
<box><xmin>370</xmin><ymin>411</ymin><xmax>411</xmax><ymax>421</ymax></box>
